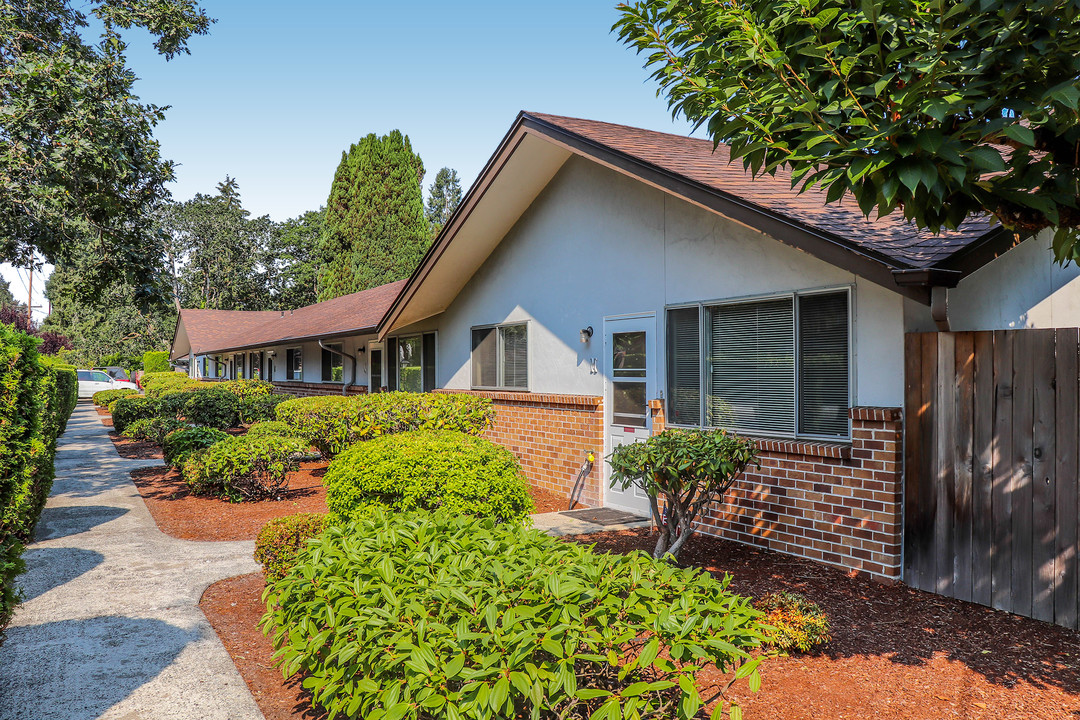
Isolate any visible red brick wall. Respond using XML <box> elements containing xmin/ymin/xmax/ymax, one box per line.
<box><xmin>695</xmin><ymin>407</ymin><xmax>904</xmax><ymax>582</ymax></box>
<box><xmin>271</xmin><ymin>381</ymin><xmax>368</xmax><ymax>398</ymax></box>
<box><xmin>435</xmin><ymin>390</ymin><xmax>605</xmax><ymax>508</ymax></box>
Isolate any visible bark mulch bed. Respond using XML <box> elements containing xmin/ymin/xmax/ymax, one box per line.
<box><xmin>108</xmin><ymin>431</ymin><xmax>164</xmax><ymax>460</ymax></box>
<box><xmin>579</xmin><ymin>529</ymin><xmax>1080</xmax><ymax>719</ymax></box>
<box><xmin>530</xmin><ymin>484</ymin><xmax>583</xmax><ymax>514</ymax></box>
<box><xmin>201</xmin><ymin>528</ymin><xmax>1080</xmax><ymax>720</ymax></box>
<box><xmin>129</xmin><ymin>462</ymin><xmax>329</xmax><ymax>542</ymax></box>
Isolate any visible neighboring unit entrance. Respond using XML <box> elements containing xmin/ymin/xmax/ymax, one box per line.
<box><xmin>603</xmin><ymin>314</ymin><xmax>656</xmax><ymax>516</ymax></box>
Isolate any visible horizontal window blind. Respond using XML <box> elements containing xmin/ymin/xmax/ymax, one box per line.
<box><xmin>798</xmin><ymin>292</ymin><xmax>849</xmax><ymax>437</ymax></box>
<box><xmin>707</xmin><ymin>298</ymin><xmax>795</xmax><ymax>435</ymax></box>
<box><xmin>499</xmin><ymin>324</ymin><xmax>528</xmax><ymax>388</ymax></box>
<box><xmin>666</xmin><ymin>307</ymin><xmax>701</xmax><ymax>425</ymax></box>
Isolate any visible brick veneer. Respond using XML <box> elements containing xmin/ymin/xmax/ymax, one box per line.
<box><xmin>270</xmin><ymin>381</ymin><xmax>368</xmax><ymax>398</ymax></box>
<box><xmin>694</xmin><ymin>406</ymin><xmax>904</xmax><ymax>582</ymax></box>
<box><xmin>434</xmin><ymin>390</ymin><xmax>605</xmax><ymax>508</ymax></box>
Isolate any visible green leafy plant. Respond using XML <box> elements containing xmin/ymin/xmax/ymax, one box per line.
<box><xmin>324</xmin><ymin>430</ymin><xmax>533</xmax><ymax>523</ymax></box>
<box><xmin>245</xmin><ymin>421</ymin><xmax>299</xmax><ymax>440</ymax></box>
<box><xmin>92</xmin><ymin>388</ymin><xmax>139</xmax><ymax>407</ymax></box>
<box><xmin>262</xmin><ymin>510</ymin><xmax>768</xmax><ymax>720</ymax></box>
<box><xmin>162</xmin><ymin>426</ymin><xmax>229</xmax><ymax>468</ymax></box>
<box><xmin>615</xmin><ymin>0</ymin><xmax>1080</xmax><ymax>261</ymax></box>
<box><xmin>182</xmin><ymin>434</ymin><xmax>307</xmax><ymax>501</ymax></box>
<box><xmin>239</xmin><ymin>393</ymin><xmax>287</xmax><ymax>425</ymax></box>
<box><xmin>275</xmin><ymin>391</ymin><xmax>494</xmax><ymax>457</ymax></box>
<box><xmin>182</xmin><ymin>388</ymin><xmax>240</xmax><ymax>429</ymax></box>
<box><xmin>608</xmin><ymin>428</ymin><xmax>758</xmax><ymax>560</ymax></box>
<box><xmin>141</xmin><ymin>372</ymin><xmax>211</xmax><ymax>399</ymax></box>
<box><xmin>254</xmin><ymin>513</ymin><xmax>328</xmax><ymax>582</ymax></box>
<box><xmin>222</xmin><ymin>378</ymin><xmax>274</xmax><ymax>400</ymax></box>
<box><xmin>142</xmin><ymin>351</ymin><xmax>171</xmax><ymax>373</ymax></box>
<box><xmin>121</xmin><ymin>417</ymin><xmax>186</xmax><ymax>444</ymax></box>
<box><xmin>756</xmin><ymin>591</ymin><xmax>832</xmax><ymax>653</ymax></box>
<box><xmin>111</xmin><ymin>396</ymin><xmax>161</xmax><ymax>435</ymax></box>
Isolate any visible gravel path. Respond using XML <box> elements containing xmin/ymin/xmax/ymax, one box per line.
<box><xmin>0</xmin><ymin>403</ymin><xmax>264</xmax><ymax>720</ymax></box>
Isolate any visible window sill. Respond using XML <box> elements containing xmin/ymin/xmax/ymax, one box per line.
<box><xmin>750</xmin><ymin>437</ymin><xmax>851</xmax><ymax>460</ymax></box>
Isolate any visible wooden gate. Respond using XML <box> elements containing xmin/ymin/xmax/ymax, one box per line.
<box><xmin>904</xmin><ymin>328</ymin><xmax>1080</xmax><ymax>629</ymax></box>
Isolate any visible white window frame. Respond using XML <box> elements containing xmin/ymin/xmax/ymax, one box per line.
<box><xmin>470</xmin><ymin>321</ymin><xmax>529</xmax><ymax>392</ymax></box>
<box><xmin>665</xmin><ymin>285</ymin><xmax>854</xmax><ymax>441</ymax></box>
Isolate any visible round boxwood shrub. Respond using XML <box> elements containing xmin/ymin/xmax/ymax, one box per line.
<box><xmin>121</xmin><ymin>417</ymin><xmax>186</xmax><ymax>444</ymax></box>
<box><xmin>245</xmin><ymin>421</ymin><xmax>298</xmax><ymax>440</ymax></box>
<box><xmin>254</xmin><ymin>513</ymin><xmax>328</xmax><ymax>581</ymax></box>
<box><xmin>182</xmin><ymin>388</ymin><xmax>240</xmax><ymax>429</ymax></box>
<box><xmin>262</xmin><ymin>510</ymin><xmax>767</xmax><ymax>720</ymax></box>
<box><xmin>92</xmin><ymin>388</ymin><xmax>139</xmax><ymax>407</ymax></box>
<box><xmin>163</xmin><ymin>426</ymin><xmax>230</xmax><ymax>468</ymax></box>
<box><xmin>182</xmin><ymin>434</ymin><xmax>308</xmax><ymax>501</ymax></box>
<box><xmin>324</xmin><ymin>430</ymin><xmax>533</xmax><ymax>522</ymax></box>
<box><xmin>111</xmin><ymin>397</ymin><xmax>160</xmax><ymax>434</ymax></box>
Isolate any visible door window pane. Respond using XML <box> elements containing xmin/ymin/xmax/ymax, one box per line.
<box><xmin>612</xmin><ymin>331</ymin><xmax>646</xmax><ymax>377</ymax></box>
<box><xmin>612</xmin><ymin>381</ymin><xmax>647</xmax><ymax>427</ymax></box>
<box><xmin>398</xmin><ymin>336</ymin><xmax>423</xmax><ymax>393</ymax></box>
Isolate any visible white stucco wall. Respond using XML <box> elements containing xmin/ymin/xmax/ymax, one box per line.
<box><xmin>426</xmin><ymin>156</ymin><xmax>908</xmax><ymax>409</ymax></box>
<box><xmin>930</xmin><ymin>232</ymin><xmax>1080</xmax><ymax>331</ymax></box>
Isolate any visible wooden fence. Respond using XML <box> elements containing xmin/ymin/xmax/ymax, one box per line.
<box><xmin>904</xmin><ymin>328</ymin><xmax>1080</xmax><ymax>629</ymax></box>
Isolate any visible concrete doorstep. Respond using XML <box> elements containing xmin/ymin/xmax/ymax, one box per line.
<box><xmin>0</xmin><ymin>403</ymin><xmax>265</xmax><ymax>720</ymax></box>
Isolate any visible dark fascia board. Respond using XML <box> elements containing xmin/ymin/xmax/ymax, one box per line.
<box><xmin>930</xmin><ymin>224</ymin><xmax>1024</xmax><ymax>279</ymax></box>
<box><xmin>192</xmin><ymin>325</ymin><xmax>378</xmax><ymax>357</ymax></box>
<box><xmin>169</xmin><ymin>311</ymin><xmax>188</xmax><ymax>361</ymax></box>
<box><xmin>377</xmin><ymin>113</ymin><xmax>536</xmax><ymax>337</ymax></box>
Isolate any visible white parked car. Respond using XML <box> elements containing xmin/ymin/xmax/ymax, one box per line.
<box><xmin>77</xmin><ymin>369</ymin><xmax>139</xmax><ymax>399</ymax></box>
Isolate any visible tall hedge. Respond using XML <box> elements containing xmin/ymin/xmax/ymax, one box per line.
<box><xmin>0</xmin><ymin>325</ymin><xmax>77</xmax><ymax>640</ymax></box>
<box><xmin>142</xmin><ymin>351</ymin><xmax>170</xmax><ymax>373</ymax></box>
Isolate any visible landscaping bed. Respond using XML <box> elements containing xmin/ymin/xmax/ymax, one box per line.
<box><xmin>202</xmin><ymin>528</ymin><xmax>1080</xmax><ymax>720</ymax></box>
<box><xmin>108</xmin><ymin>431</ymin><xmax>164</xmax><ymax>460</ymax></box>
<box><xmin>129</xmin><ymin>462</ymin><xmax>328</xmax><ymax>541</ymax></box>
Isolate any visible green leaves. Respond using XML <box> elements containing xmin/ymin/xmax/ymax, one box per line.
<box><xmin>261</xmin><ymin>510</ymin><xmax>769</xmax><ymax>719</ymax></box>
<box><xmin>616</xmin><ymin>0</ymin><xmax>1080</xmax><ymax>260</ymax></box>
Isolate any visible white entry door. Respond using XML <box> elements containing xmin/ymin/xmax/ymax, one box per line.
<box><xmin>603</xmin><ymin>314</ymin><xmax>656</xmax><ymax>516</ymax></box>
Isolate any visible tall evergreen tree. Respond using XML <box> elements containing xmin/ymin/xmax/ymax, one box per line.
<box><xmin>425</xmin><ymin>167</ymin><xmax>463</xmax><ymax>238</ymax></box>
<box><xmin>267</xmin><ymin>208</ymin><xmax>324</xmax><ymax>309</ymax></box>
<box><xmin>0</xmin><ymin>278</ymin><xmax>14</xmax><ymax>307</ymax></box>
<box><xmin>318</xmin><ymin>131</ymin><xmax>428</xmax><ymax>300</ymax></box>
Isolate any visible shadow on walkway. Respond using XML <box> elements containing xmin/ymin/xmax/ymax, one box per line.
<box><xmin>33</xmin><ymin>505</ymin><xmax>128</xmax><ymax>541</ymax></box>
<box><xmin>17</xmin><ymin>547</ymin><xmax>105</xmax><ymax>602</ymax></box>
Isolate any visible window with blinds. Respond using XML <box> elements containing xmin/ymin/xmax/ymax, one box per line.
<box><xmin>665</xmin><ymin>289</ymin><xmax>850</xmax><ymax>439</ymax></box>
<box><xmin>471</xmin><ymin>322</ymin><xmax>528</xmax><ymax>390</ymax></box>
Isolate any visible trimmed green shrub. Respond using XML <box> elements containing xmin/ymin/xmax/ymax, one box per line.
<box><xmin>275</xmin><ymin>391</ymin><xmax>494</xmax><ymax>457</ymax></box>
<box><xmin>142</xmin><ymin>351</ymin><xmax>170</xmax><ymax>373</ymax></box>
<box><xmin>182</xmin><ymin>388</ymin><xmax>240</xmax><ymax>429</ymax></box>
<box><xmin>262</xmin><ymin>511</ymin><xmax>767</xmax><ymax>720</ymax></box>
<box><xmin>163</xmin><ymin>426</ymin><xmax>230</xmax><ymax>468</ymax></box>
<box><xmin>156</xmin><ymin>389</ymin><xmax>194</xmax><ymax>421</ymax></box>
<box><xmin>121</xmin><ymin>417</ymin><xmax>186</xmax><ymax>444</ymax></box>
<box><xmin>324</xmin><ymin>430</ymin><xmax>532</xmax><ymax>522</ymax></box>
<box><xmin>92</xmin><ymin>388</ymin><xmax>139</xmax><ymax>408</ymax></box>
<box><xmin>609</xmin><ymin>427</ymin><xmax>758</xmax><ymax>560</ymax></box>
<box><xmin>111</xmin><ymin>397</ymin><xmax>160</xmax><ymax>435</ymax></box>
<box><xmin>239</xmin><ymin>393</ymin><xmax>287</xmax><ymax>425</ymax></box>
<box><xmin>221</xmin><ymin>378</ymin><xmax>274</xmax><ymax>400</ymax></box>
<box><xmin>142</xmin><ymin>372</ymin><xmax>210</xmax><ymax>399</ymax></box>
<box><xmin>0</xmin><ymin>325</ymin><xmax>77</xmax><ymax>641</ymax></box>
<box><xmin>183</xmin><ymin>434</ymin><xmax>308</xmax><ymax>501</ymax></box>
<box><xmin>757</xmin><ymin>591</ymin><xmax>832</xmax><ymax>653</ymax></box>
<box><xmin>254</xmin><ymin>513</ymin><xmax>328</xmax><ymax>581</ymax></box>
<box><xmin>245</xmin><ymin>421</ymin><xmax>298</xmax><ymax>439</ymax></box>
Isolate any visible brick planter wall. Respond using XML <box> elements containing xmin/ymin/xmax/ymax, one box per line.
<box><xmin>435</xmin><ymin>390</ymin><xmax>605</xmax><ymax>508</ymax></box>
<box><xmin>271</xmin><ymin>381</ymin><xmax>368</xmax><ymax>398</ymax></box>
<box><xmin>694</xmin><ymin>407</ymin><xmax>904</xmax><ymax>582</ymax></box>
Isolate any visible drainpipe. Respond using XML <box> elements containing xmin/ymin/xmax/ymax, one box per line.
<box><xmin>318</xmin><ymin>339</ymin><xmax>355</xmax><ymax>396</ymax></box>
<box><xmin>209</xmin><ymin>355</ymin><xmax>227</xmax><ymax>379</ymax></box>
<box><xmin>930</xmin><ymin>286</ymin><xmax>951</xmax><ymax>332</ymax></box>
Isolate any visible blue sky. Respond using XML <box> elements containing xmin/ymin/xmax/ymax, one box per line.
<box><xmin>6</xmin><ymin>1</ymin><xmax>699</xmax><ymax>318</ymax></box>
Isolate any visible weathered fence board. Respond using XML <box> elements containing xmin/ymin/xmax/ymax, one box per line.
<box><xmin>905</xmin><ymin>328</ymin><xmax>1080</xmax><ymax>629</ymax></box>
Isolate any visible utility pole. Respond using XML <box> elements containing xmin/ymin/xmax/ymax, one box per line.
<box><xmin>26</xmin><ymin>262</ymin><xmax>32</xmax><ymax>324</ymax></box>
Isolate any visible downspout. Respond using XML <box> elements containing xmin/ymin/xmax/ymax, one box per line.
<box><xmin>210</xmin><ymin>355</ymin><xmax>227</xmax><ymax>379</ymax></box>
<box><xmin>930</xmin><ymin>287</ymin><xmax>950</xmax><ymax>332</ymax></box>
<box><xmin>318</xmin><ymin>339</ymin><xmax>355</xmax><ymax>396</ymax></box>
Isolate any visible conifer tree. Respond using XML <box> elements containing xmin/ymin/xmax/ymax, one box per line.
<box><xmin>318</xmin><ymin>131</ymin><xmax>428</xmax><ymax>300</ymax></box>
<box><xmin>425</xmin><ymin>167</ymin><xmax>463</xmax><ymax>237</ymax></box>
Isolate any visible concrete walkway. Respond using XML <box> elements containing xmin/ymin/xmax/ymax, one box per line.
<box><xmin>531</xmin><ymin>510</ymin><xmax>653</xmax><ymax>537</ymax></box>
<box><xmin>0</xmin><ymin>403</ymin><xmax>264</xmax><ymax>720</ymax></box>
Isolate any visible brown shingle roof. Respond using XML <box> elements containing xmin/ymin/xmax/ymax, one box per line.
<box><xmin>178</xmin><ymin>279</ymin><xmax>406</xmax><ymax>356</ymax></box>
<box><xmin>527</xmin><ymin>113</ymin><xmax>1000</xmax><ymax>270</ymax></box>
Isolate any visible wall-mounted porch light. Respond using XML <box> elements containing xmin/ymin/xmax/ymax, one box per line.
<box><xmin>580</xmin><ymin>326</ymin><xmax>593</xmax><ymax>344</ymax></box>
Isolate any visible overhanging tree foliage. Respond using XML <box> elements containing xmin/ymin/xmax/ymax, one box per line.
<box><xmin>615</xmin><ymin>0</ymin><xmax>1080</xmax><ymax>262</ymax></box>
<box><xmin>319</xmin><ymin>132</ymin><xmax>429</xmax><ymax>300</ymax></box>
<box><xmin>1</xmin><ymin>0</ymin><xmax>212</xmax><ymax>294</ymax></box>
